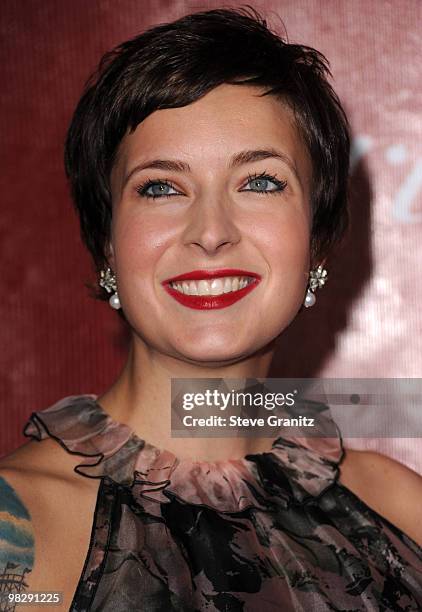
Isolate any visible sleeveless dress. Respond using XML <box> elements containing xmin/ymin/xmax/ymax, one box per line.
<box><xmin>22</xmin><ymin>394</ymin><xmax>422</xmax><ymax>611</ymax></box>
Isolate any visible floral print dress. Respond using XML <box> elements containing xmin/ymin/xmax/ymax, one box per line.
<box><xmin>23</xmin><ymin>394</ymin><xmax>422</xmax><ymax>611</ymax></box>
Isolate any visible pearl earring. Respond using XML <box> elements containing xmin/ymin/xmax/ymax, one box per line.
<box><xmin>304</xmin><ymin>265</ymin><xmax>328</xmax><ymax>308</ymax></box>
<box><xmin>99</xmin><ymin>267</ymin><xmax>121</xmax><ymax>310</ymax></box>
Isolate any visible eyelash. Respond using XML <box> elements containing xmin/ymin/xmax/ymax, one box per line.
<box><xmin>135</xmin><ymin>171</ymin><xmax>288</xmax><ymax>199</ymax></box>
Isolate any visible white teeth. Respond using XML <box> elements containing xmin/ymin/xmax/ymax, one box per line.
<box><xmin>198</xmin><ymin>280</ymin><xmax>211</xmax><ymax>295</ymax></box>
<box><xmin>210</xmin><ymin>278</ymin><xmax>224</xmax><ymax>295</ymax></box>
<box><xmin>189</xmin><ymin>280</ymin><xmax>198</xmax><ymax>295</ymax></box>
<box><xmin>169</xmin><ymin>276</ymin><xmax>255</xmax><ymax>296</ymax></box>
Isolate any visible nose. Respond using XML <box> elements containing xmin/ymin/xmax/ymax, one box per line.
<box><xmin>181</xmin><ymin>191</ymin><xmax>242</xmax><ymax>256</ymax></box>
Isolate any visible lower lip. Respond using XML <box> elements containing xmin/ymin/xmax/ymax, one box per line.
<box><xmin>163</xmin><ymin>279</ymin><xmax>260</xmax><ymax>310</ymax></box>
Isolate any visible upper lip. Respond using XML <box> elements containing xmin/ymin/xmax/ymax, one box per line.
<box><xmin>163</xmin><ymin>269</ymin><xmax>261</xmax><ymax>283</ymax></box>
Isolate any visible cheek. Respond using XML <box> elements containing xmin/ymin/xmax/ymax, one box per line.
<box><xmin>255</xmin><ymin>210</ymin><xmax>311</xmax><ymax>324</ymax></box>
<box><xmin>255</xmin><ymin>215</ymin><xmax>310</xmax><ymax>331</ymax></box>
<box><xmin>113</xmin><ymin>213</ymin><xmax>174</xmax><ymax>275</ymax></box>
<box><xmin>255</xmin><ymin>209</ymin><xmax>311</xmax><ymax>271</ymax></box>
<box><xmin>110</xmin><ymin>212</ymin><xmax>178</xmax><ymax>319</ymax></box>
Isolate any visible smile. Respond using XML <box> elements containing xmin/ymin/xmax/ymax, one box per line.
<box><xmin>162</xmin><ymin>269</ymin><xmax>261</xmax><ymax>310</ymax></box>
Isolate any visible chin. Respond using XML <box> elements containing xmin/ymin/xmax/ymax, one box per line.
<box><xmin>170</xmin><ymin>332</ymin><xmax>238</xmax><ymax>358</ymax></box>
<box><xmin>171</xmin><ymin>333</ymin><xmax>273</xmax><ymax>366</ymax></box>
<box><xmin>177</xmin><ymin>345</ymin><xmax>245</xmax><ymax>365</ymax></box>
<box><xmin>178</xmin><ymin>351</ymin><xmax>251</xmax><ymax>368</ymax></box>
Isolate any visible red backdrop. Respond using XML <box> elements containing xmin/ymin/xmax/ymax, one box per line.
<box><xmin>1</xmin><ymin>1</ymin><xmax>421</xmax><ymax>471</ymax></box>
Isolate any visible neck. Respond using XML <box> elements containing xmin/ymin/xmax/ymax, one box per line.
<box><xmin>97</xmin><ymin>334</ymin><xmax>278</xmax><ymax>461</ymax></box>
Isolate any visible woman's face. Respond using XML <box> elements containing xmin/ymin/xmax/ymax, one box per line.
<box><xmin>109</xmin><ymin>84</ymin><xmax>312</xmax><ymax>364</ymax></box>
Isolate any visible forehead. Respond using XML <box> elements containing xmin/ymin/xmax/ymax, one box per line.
<box><xmin>113</xmin><ymin>84</ymin><xmax>311</xmax><ymax>183</ymax></box>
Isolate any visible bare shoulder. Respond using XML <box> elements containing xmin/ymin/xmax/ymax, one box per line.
<box><xmin>0</xmin><ymin>436</ymin><xmax>86</xmax><ymax>482</ymax></box>
<box><xmin>339</xmin><ymin>448</ymin><xmax>422</xmax><ymax>548</ymax></box>
<box><xmin>0</xmin><ymin>440</ymin><xmax>101</xmax><ymax>610</ymax></box>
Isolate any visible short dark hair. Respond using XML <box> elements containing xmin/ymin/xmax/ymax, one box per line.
<box><xmin>64</xmin><ymin>5</ymin><xmax>350</xmax><ymax>302</ymax></box>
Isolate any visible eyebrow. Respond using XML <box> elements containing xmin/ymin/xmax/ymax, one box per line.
<box><xmin>123</xmin><ymin>148</ymin><xmax>300</xmax><ymax>187</ymax></box>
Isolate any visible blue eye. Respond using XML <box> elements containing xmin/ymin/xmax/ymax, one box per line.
<box><xmin>136</xmin><ymin>179</ymin><xmax>179</xmax><ymax>199</ymax></box>
<box><xmin>136</xmin><ymin>171</ymin><xmax>287</xmax><ymax>200</ymax></box>
<box><xmin>243</xmin><ymin>172</ymin><xmax>287</xmax><ymax>195</ymax></box>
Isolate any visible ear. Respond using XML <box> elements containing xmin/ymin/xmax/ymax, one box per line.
<box><xmin>311</xmin><ymin>254</ymin><xmax>327</xmax><ymax>269</ymax></box>
<box><xmin>104</xmin><ymin>242</ymin><xmax>115</xmax><ymax>270</ymax></box>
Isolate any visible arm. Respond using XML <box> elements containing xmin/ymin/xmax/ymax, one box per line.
<box><xmin>339</xmin><ymin>448</ymin><xmax>422</xmax><ymax>548</ymax></box>
<box><xmin>0</xmin><ymin>473</ymin><xmax>35</xmax><ymax>609</ymax></box>
<box><xmin>1</xmin><ymin>453</ymin><xmax>103</xmax><ymax>611</ymax></box>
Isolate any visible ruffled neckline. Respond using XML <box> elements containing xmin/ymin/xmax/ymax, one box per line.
<box><xmin>22</xmin><ymin>394</ymin><xmax>344</xmax><ymax>513</ymax></box>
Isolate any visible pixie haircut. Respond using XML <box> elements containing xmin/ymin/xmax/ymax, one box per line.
<box><xmin>64</xmin><ymin>6</ymin><xmax>350</xmax><ymax>302</ymax></box>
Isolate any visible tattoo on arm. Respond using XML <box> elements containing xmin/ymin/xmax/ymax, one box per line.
<box><xmin>0</xmin><ymin>475</ymin><xmax>35</xmax><ymax>611</ymax></box>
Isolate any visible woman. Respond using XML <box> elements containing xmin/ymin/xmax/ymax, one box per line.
<box><xmin>0</xmin><ymin>7</ymin><xmax>421</xmax><ymax>611</ymax></box>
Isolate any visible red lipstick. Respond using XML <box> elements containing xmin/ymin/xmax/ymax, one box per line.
<box><xmin>162</xmin><ymin>269</ymin><xmax>261</xmax><ymax>310</ymax></box>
